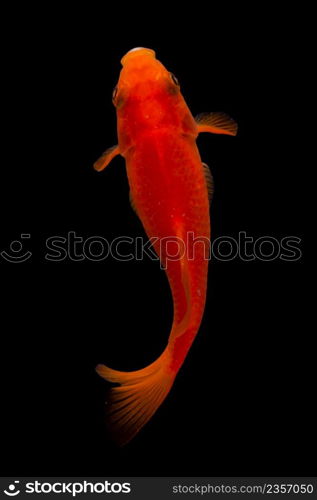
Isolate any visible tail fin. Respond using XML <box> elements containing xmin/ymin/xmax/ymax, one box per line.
<box><xmin>96</xmin><ymin>347</ymin><xmax>175</xmax><ymax>445</ymax></box>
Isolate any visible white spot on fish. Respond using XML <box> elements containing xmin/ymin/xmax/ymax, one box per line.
<box><xmin>128</xmin><ymin>47</ymin><xmax>147</xmax><ymax>53</ymax></box>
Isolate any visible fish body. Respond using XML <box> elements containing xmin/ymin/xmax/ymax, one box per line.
<box><xmin>94</xmin><ymin>47</ymin><xmax>237</xmax><ymax>444</ymax></box>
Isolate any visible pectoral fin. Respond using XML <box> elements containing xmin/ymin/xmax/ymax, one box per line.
<box><xmin>202</xmin><ymin>162</ymin><xmax>214</xmax><ymax>203</ymax></box>
<box><xmin>196</xmin><ymin>112</ymin><xmax>238</xmax><ymax>136</ymax></box>
<box><xmin>93</xmin><ymin>145</ymin><xmax>120</xmax><ymax>172</ymax></box>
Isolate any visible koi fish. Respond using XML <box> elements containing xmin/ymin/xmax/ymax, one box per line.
<box><xmin>94</xmin><ymin>47</ymin><xmax>237</xmax><ymax>445</ymax></box>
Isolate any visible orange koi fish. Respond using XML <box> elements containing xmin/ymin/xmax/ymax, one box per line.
<box><xmin>94</xmin><ymin>47</ymin><xmax>237</xmax><ymax>445</ymax></box>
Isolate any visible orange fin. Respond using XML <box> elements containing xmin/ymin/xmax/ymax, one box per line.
<box><xmin>93</xmin><ymin>145</ymin><xmax>120</xmax><ymax>172</ymax></box>
<box><xmin>196</xmin><ymin>112</ymin><xmax>238</xmax><ymax>136</ymax></box>
<box><xmin>96</xmin><ymin>349</ymin><xmax>174</xmax><ymax>446</ymax></box>
<box><xmin>202</xmin><ymin>162</ymin><xmax>214</xmax><ymax>203</ymax></box>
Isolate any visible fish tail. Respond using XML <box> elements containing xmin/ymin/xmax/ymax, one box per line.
<box><xmin>96</xmin><ymin>347</ymin><xmax>175</xmax><ymax>446</ymax></box>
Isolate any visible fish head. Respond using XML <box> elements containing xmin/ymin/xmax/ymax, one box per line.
<box><xmin>113</xmin><ymin>47</ymin><xmax>197</xmax><ymax>152</ymax></box>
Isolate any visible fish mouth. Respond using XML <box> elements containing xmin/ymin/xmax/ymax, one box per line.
<box><xmin>121</xmin><ymin>47</ymin><xmax>156</xmax><ymax>65</ymax></box>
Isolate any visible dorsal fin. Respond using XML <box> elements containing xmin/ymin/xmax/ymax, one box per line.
<box><xmin>202</xmin><ymin>162</ymin><xmax>214</xmax><ymax>203</ymax></box>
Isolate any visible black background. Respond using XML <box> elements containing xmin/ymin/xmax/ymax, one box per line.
<box><xmin>1</xmin><ymin>6</ymin><xmax>312</xmax><ymax>477</ymax></box>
